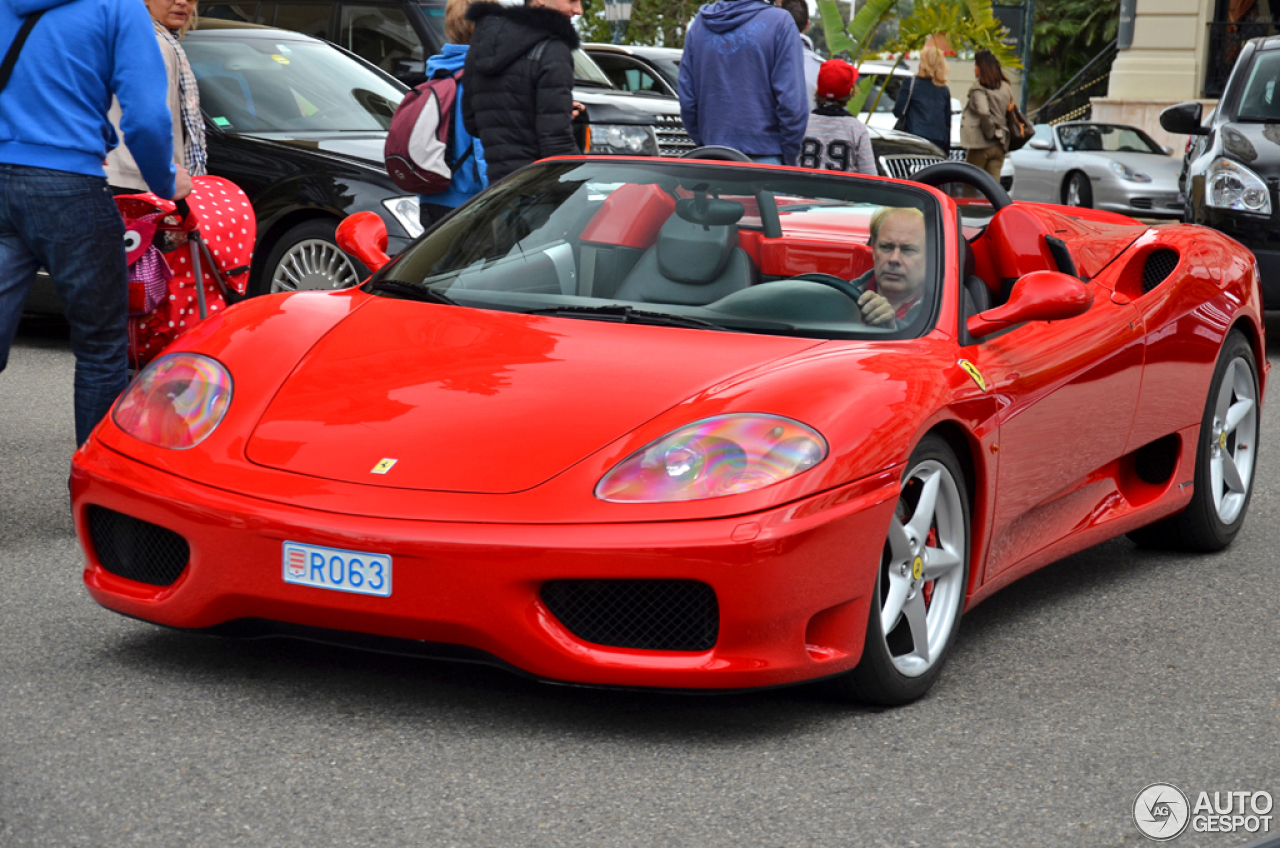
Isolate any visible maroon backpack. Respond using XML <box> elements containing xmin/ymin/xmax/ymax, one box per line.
<box><xmin>384</xmin><ymin>69</ymin><xmax>470</xmax><ymax>194</ymax></box>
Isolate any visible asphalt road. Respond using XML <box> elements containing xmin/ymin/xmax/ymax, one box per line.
<box><xmin>2</xmin><ymin>314</ymin><xmax>1279</xmax><ymax>848</ymax></box>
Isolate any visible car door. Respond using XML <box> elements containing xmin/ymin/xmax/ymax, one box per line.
<box><xmin>961</xmin><ymin>279</ymin><xmax>1144</xmax><ymax>579</ymax></box>
<box><xmin>1011</xmin><ymin>124</ymin><xmax>1058</xmax><ymax>201</ymax></box>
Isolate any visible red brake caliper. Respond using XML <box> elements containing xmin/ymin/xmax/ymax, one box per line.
<box><xmin>922</xmin><ymin>526</ymin><xmax>938</xmax><ymax>607</ymax></box>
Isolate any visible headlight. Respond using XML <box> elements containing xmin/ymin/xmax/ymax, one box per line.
<box><xmin>587</xmin><ymin>124</ymin><xmax>659</xmax><ymax>157</ymax></box>
<box><xmin>382</xmin><ymin>196</ymin><xmax>424</xmax><ymax>238</ymax></box>
<box><xmin>595</xmin><ymin>414</ymin><xmax>828</xmax><ymax>503</ymax></box>
<box><xmin>1206</xmin><ymin>157</ymin><xmax>1272</xmax><ymax>213</ymax></box>
<box><xmin>112</xmin><ymin>353</ymin><xmax>232</xmax><ymax>449</ymax></box>
<box><xmin>1108</xmin><ymin>160</ymin><xmax>1152</xmax><ymax>182</ymax></box>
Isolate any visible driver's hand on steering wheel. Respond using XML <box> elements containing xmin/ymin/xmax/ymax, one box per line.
<box><xmin>858</xmin><ymin>290</ymin><xmax>896</xmax><ymax>327</ymax></box>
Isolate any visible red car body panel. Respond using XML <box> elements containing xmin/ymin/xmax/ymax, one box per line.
<box><xmin>72</xmin><ymin>157</ymin><xmax>1267</xmax><ymax>691</ymax></box>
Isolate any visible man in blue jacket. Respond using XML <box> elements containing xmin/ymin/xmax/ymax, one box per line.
<box><xmin>0</xmin><ymin>0</ymin><xmax>190</xmax><ymax>445</ymax></box>
<box><xmin>678</xmin><ymin>0</ymin><xmax>807</xmax><ymax>166</ymax></box>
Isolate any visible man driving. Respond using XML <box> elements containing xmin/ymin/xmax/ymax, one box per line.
<box><xmin>854</xmin><ymin>206</ymin><xmax>928</xmax><ymax>328</ymax></box>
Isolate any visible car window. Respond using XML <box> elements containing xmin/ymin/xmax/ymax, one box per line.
<box><xmin>185</xmin><ymin>36</ymin><xmax>404</xmax><ymax>132</ymax></box>
<box><xmin>573</xmin><ymin>50</ymin><xmax>616</xmax><ymax>88</ymax></box>
<box><xmin>592</xmin><ymin>55</ymin><xmax>667</xmax><ymax>94</ymax></box>
<box><xmin>261</xmin><ymin>3</ymin><xmax>333</xmax><ymax>37</ymax></box>
<box><xmin>859</xmin><ymin>74</ymin><xmax>905</xmax><ymax>113</ymax></box>
<box><xmin>1236</xmin><ymin>49</ymin><xmax>1280</xmax><ymax>121</ymax></box>
<box><xmin>338</xmin><ymin>5</ymin><xmax>422</xmax><ymax>77</ymax></box>
<box><xmin>375</xmin><ymin>160</ymin><xmax>943</xmax><ymax>341</ymax></box>
<box><xmin>200</xmin><ymin>1</ymin><xmax>262</xmax><ymax>24</ymax></box>
<box><xmin>1057</xmin><ymin>124</ymin><xmax>1163</xmax><ymax>154</ymax></box>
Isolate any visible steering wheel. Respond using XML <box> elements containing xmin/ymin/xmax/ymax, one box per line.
<box><xmin>681</xmin><ymin>145</ymin><xmax>752</xmax><ymax>162</ymax></box>
<box><xmin>909</xmin><ymin>161</ymin><xmax>1012</xmax><ymax>211</ymax></box>
<box><xmin>790</xmin><ymin>273</ymin><xmax>866</xmax><ymax>303</ymax></box>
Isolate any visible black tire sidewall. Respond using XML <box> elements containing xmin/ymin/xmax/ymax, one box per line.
<box><xmin>1065</xmin><ymin>172</ymin><xmax>1092</xmax><ymax>208</ymax></box>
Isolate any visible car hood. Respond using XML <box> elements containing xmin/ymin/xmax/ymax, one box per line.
<box><xmin>574</xmin><ymin>88</ymin><xmax>682</xmax><ymax>124</ymax></box>
<box><xmin>244</xmin><ymin>298</ymin><xmax>819</xmax><ymax>494</ymax></box>
<box><xmin>866</xmin><ymin>125</ymin><xmax>945</xmax><ymax>156</ymax></box>
<box><xmin>237</xmin><ymin>131</ymin><xmax>387</xmax><ymax>168</ymax></box>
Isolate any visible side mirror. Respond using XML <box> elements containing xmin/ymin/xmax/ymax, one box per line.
<box><xmin>1160</xmin><ymin>102</ymin><xmax>1208</xmax><ymax>136</ymax></box>
<box><xmin>966</xmin><ymin>270</ymin><xmax>1092</xmax><ymax>338</ymax></box>
<box><xmin>1029</xmin><ymin>137</ymin><xmax>1053</xmax><ymax>150</ymax></box>
<box><xmin>1163</xmin><ymin>145</ymin><xmax>1176</xmax><ymax>155</ymax></box>
<box><xmin>336</xmin><ymin>211</ymin><xmax>390</xmax><ymax>273</ymax></box>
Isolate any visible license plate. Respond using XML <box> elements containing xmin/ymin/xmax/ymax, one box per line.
<box><xmin>282</xmin><ymin>542</ymin><xmax>391</xmax><ymax>597</ymax></box>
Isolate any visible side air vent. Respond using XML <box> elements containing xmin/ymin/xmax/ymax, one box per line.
<box><xmin>1142</xmin><ymin>249</ymin><xmax>1179</xmax><ymax>293</ymax></box>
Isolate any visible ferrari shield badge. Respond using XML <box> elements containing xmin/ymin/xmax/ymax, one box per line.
<box><xmin>371</xmin><ymin>458</ymin><xmax>398</xmax><ymax>475</ymax></box>
<box><xmin>958</xmin><ymin>360</ymin><xmax>987</xmax><ymax>393</ymax></box>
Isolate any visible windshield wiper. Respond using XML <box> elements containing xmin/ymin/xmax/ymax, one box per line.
<box><xmin>527</xmin><ymin>304</ymin><xmax>729</xmax><ymax>330</ymax></box>
<box><xmin>366</xmin><ymin>279</ymin><xmax>458</xmax><ymax>305</ymax></box>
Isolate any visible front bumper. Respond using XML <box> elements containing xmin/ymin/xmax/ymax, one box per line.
<box><xmin>72</xmin><ymin>443</ymin><xmax>900</xmax><ymax>691</ymax></box>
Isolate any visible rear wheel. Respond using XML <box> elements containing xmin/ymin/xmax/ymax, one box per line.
<box><xmin>1128</xmin><ymin>332</ymin><xmax>1259</xmax><ymax>551</ymax></box>
<box><xmin>832</xmin><ymin>434</ymin><xmax>970</xmax><ymax>705</ymax></box>
<box><xmin>1063</xmin><ymin>171</ymin><xmax>1093</xmax><ymax>208</ymax></box>
<box><xmin>255</xmin><ymin>219</ymin><xmax>363</xmax><ymax>296</ymax></box>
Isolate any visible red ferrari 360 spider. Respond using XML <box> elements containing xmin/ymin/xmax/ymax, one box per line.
<box><xmin>71</xmin><ymin>155</ymin><xmax>1265</xmax><ymax>705</ymax></box>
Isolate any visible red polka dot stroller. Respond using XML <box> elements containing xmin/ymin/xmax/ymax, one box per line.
<box><xmin>117</xmin><ymin>175</ymin><xmax>256</xmax><ymax>367</ymax></box>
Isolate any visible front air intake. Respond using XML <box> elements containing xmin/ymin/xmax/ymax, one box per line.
<box><xmin>541</xmin><ymin>579</ymin><xmax>719</xmax><ymax>652</ymax></box>
<box><xmin>87</xmin><ymin>506</ymin><xmax>189</xmax><ymax>586</ymax></box>
<box><xmin>1142</xmin><ymin>249</ymin><xmax>1179</xmax><ymax>293</ymax></box>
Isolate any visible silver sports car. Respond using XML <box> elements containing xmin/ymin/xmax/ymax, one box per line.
<box><xmin>1010</xmin><ymin>122</ymin><xmax>1184</xmax><ymax>218</ymax></box>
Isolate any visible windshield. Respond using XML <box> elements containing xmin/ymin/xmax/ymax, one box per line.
<box><xmin>372</xmin><ymin>160</ymin><xmax>942</xmax><ymax>340</ymax></box>
<box><xmin>1236</xmin><ymin>49</ymin><xmax>1280</xmax><ymax>121</ymax></box>
<box><xmin>185</xmin><ymin>37</ymin><xmax>405</xmax><ymax>133</ymax></box>
<box><xmin>1056</xmin><ymin>123</ymin><xmax>1166</xmax><ymax>154</ymax></box>
<box><xmin>574</xmin><ymin>50</ymin><xmax>616</xmax><ymax>88</ymax></box>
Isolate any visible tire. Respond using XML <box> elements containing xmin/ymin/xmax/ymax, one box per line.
<box><xmin>1063</xmin><ymin>171</ymin><xmax>1093</xmax><ymax>208</ymax></box>
<box><xmin>832</xmin><ymin>434</ymin><xmax>971</xmax><ymax>705</ymax></box>
<box><xmin>1128</xmin><ymin>332</ymin><xmax>1259</xmax><ymax>551</ymax></box>
<box><xmin>254</xmin><ymin>218</ymin><xmax>365</xmax><ymax>297</ymax></box>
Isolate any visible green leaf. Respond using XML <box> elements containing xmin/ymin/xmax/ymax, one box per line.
<box><xmin>816</xmin><ymin>0</ymin><xmax>853</xmax><ymax>56</ymax></box>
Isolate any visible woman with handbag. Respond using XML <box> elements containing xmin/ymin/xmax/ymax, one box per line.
<box><xmin>893</xmin><ymin>44</ymin><xmax>952</xmax><ymax>155</ymax></box>
<box><xmin>960</xmin><ymin>49</ymin><xmax>1012</xmax><ymax>179</ymax></box>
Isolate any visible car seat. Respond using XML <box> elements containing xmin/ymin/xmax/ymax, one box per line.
<box><xmin>614</xmin><ymin>196</ymin><xmax>759</xmax><ymax>305</ymax></box>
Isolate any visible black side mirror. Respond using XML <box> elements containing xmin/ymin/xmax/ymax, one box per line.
<box><xmin>1160</xmin><ymin>102</ymin><xmax>1208</xmax><ymax>136</ymax></box>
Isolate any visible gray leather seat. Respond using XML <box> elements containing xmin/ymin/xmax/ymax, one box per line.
<box><xmin>614</xmin><ymin>197</ymin><xmax>758</xmax><ymax>305</ymax></box>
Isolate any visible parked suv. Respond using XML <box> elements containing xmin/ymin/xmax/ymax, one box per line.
<box><xmin>201</xmin><ymin>0</ymin><xmax>694</xmax><ymax>156</ymax></box>
<box><xmin>1161</xmin><ymin>34</ymin><xmax>1280</xmax><ymax>306</ymax></box>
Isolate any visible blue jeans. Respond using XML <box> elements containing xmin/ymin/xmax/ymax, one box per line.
<box><xmin>748</xmin><ymin>154</ymin><xmax>784</xmax><ymax>165</ymax></box>
<box><xmin>0</xmin><ymin>165</ymin><xmax>129</xmax><ymax>445</ymax></box>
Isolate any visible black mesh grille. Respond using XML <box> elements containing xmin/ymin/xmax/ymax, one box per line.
<box><xmin>87</xmin><ymin>506</ymin><xmax>189</xmax><ymax>586</ymax></box>
<box><xmin>1130</xmin><ymin>197</ymin><xmax>1153</xmax><ymax>209</ymax></box>
<box><xmin>1143</xmin><ymin>249</ymin><xmax>1179</xmax><ymax>293</ymax></box>
<box><xmin>541</xmin><ymin>580</ymin><xmax>719</xmax><ymax>652</ymax></box>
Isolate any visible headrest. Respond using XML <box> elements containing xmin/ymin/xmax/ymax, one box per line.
<box><xmin>657</xmin><ymin>210</ymin><xmax>739</xmax><ymax>284</ymax></box>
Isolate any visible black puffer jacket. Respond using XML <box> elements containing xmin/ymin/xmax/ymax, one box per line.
<box><xmin>462</xmin><ymin>3</ymin><xmax>580</xmax><ymax>183</ymax></box>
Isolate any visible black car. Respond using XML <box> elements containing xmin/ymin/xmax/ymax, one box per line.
<box><xmin>1162</xmin><ymin>33</ymin><xmax>1280</xmax><ymax>307</ymax></box>
<box><xmin>24</xmin><ymin>24</ymin><xmax>419</xmax><ymax>314</ymax></box>
<box><xmin>199</xmin><ymin>0</ymin><xmax>696</xmax><ymax>156</ymax></box>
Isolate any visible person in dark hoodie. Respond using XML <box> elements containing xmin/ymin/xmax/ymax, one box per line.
<box><xmin>678</xmin><ymin>0</ymin><xmax>808</xmax><ymax>166</ymax></box>
<box><xmin>462</xmin><ymin>0</ymin><xmax>581</xmax><ymax>184</ymax></box>
<box><xmin>0</xmin><ymin>0</ymin><xmax>190</xmax><ymax>446</ymax></box>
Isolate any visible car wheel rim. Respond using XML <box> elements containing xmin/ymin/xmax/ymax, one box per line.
<box><xmin>1208</xmin><ymin>356</ymin><xmax>1257</xmax><ymax>525</ymax></box>
<box><xmin>270</xmin><ymin>238</ymin><xmax>360</xmax><ymax>293</ymax></box>
<box><xmin>880</xmin><ymin>459</ymin><xmax>966</xmax><ymax>678</ymax></box>
<box><xmin>1066</xmin><ymin>179</ymin><xmax>1082</xmax><ymax>206</ymax></box>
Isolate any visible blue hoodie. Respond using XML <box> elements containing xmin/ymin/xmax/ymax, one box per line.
<box><xmin>678</xmin><ymin>0</ymin><xmax>807</xmax><ymax>165</ymax></box>
<box><xmin>0</xmin><ymin>0</ymin><xmax>176</xmax><ymax>196</ymax></box>
<box><xmin>421</xmin><ymin>44</ymin><xmax>488</xmax><ymax>209</ymax></box>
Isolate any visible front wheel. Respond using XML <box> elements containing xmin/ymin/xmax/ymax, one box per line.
<box><xmin>1063</xmin><ymin>171</ymin><xmax>1093</xmax><ymax>208</ymax></box>
<box><xmin>1129</xmin><ymin>332</ymin><xmax>1259</xmax><ymax>551</ymax></box>
<box><xmin>255</xmin><ymin>219</ymin><xmax>364</xmax><ymax>296</ymax></box>
<box><xmin>832</xmin><ymin>434</ymin><xmax>970</xmax><ymax>705</ymax></box>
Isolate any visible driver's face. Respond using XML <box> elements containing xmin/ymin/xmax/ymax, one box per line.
<box><xmin>872</xmin><ymin>211</ymin><xmax>927</xmax><ymax>304</ymax></box>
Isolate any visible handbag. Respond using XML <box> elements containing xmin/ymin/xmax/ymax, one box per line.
<box><xmin>1006</xmin><ymin>101</ymin><xmax>1034</xmax><ymax>151</ymax></box>
<box><xmin>893</xmin><ymin>77</ymin><xmax>917</xmax><ymax>131</ymax></box>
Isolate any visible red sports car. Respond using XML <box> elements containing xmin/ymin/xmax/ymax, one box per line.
<box><xmin>71</xmin><ymin>155</ymin><xmax>1265</xmax><ymax>705</ymax></box>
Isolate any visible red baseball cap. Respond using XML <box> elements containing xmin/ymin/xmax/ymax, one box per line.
<box><xmin>817</xmin><ymin>59</ymin><xmax>858</xmax><ymax>100</ymax></box>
